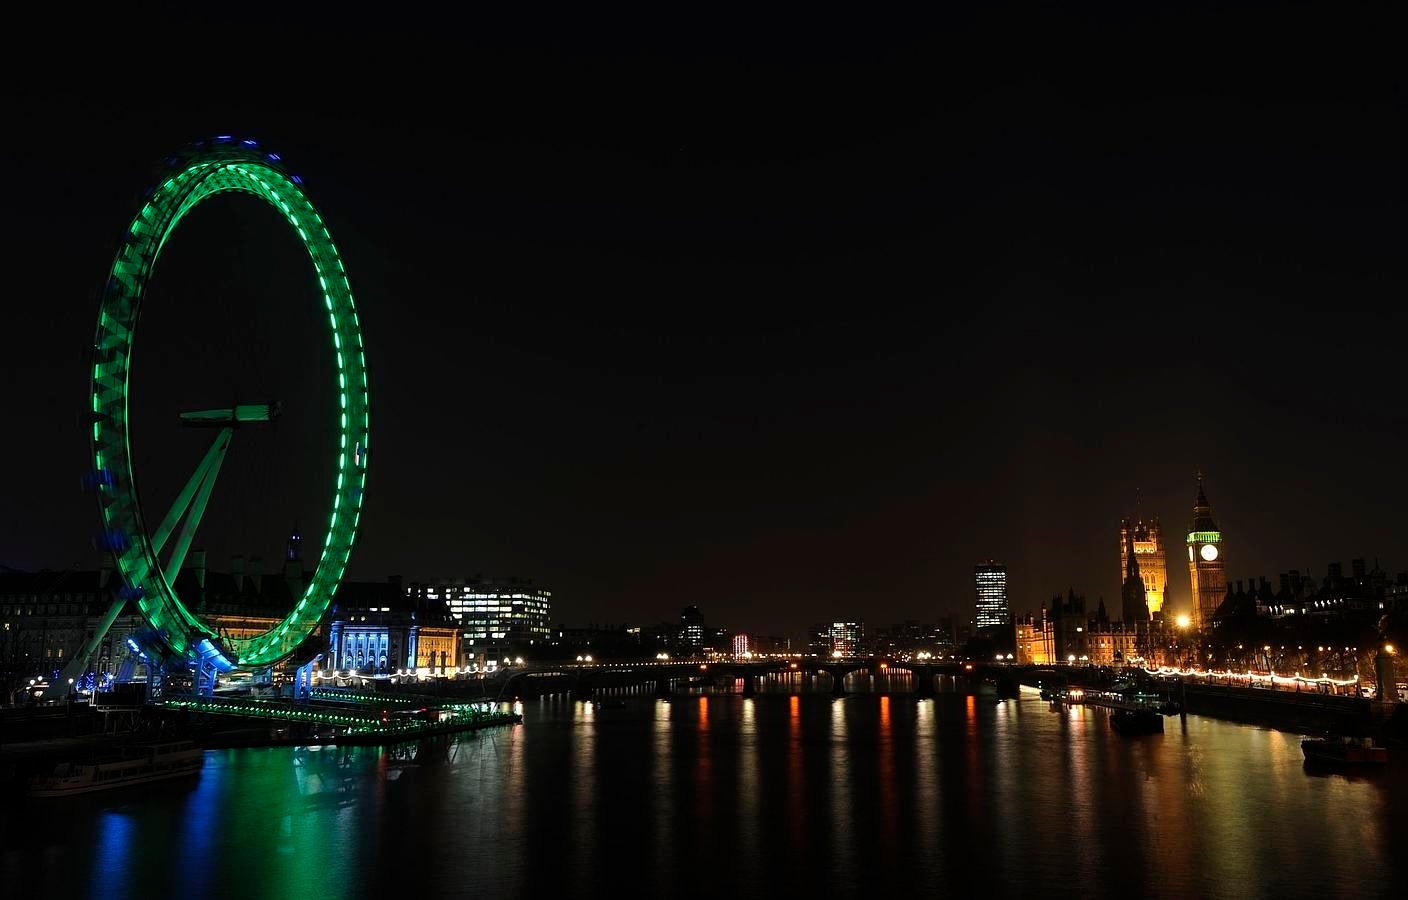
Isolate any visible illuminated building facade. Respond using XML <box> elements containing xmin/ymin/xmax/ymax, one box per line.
<box><xmin>326</xmin><ymin>578</ymin><xmax>459</xmax><ymax>672</ymax></box>
<box><xmin>1119</xmin><ymin>513</ymin><xmax>1167</xmax><ymax>616</ymax></box>
<box><xmin>411</xmin><ymin>577</ymin><xmax>552</xmax><ymax>651</ymax></box>
<box><xmin>1014</xmin><ymin>612</ymin><xmax>1054</xmax><ymax>665</ymax></box>
<box><xmin>828</xmin><ymin>621</ymin><xmax>865</xmax><ymax>657</ymax></box>
<box><xmin>974</xmin><ymin>560</ymin><xmax>1010</xmax><ymax>629</ymax></box>
<box><xmin>680</xmin><ymin>605</ymin><xmax>705</xmax><ymax>650</ymax></box>
<box><xmin>0</xmin><ymin>567</ymin><xmax>145</xmax><ymax>687</ymax></box>
<box><xmin>1085</xmin><ymin>624</ymin><xmax>1141</xmax><ymax>666</ymax></box>
<box><xmin>1186</xmin><ymin>479</ymin><xmax>1227</xmax><ymax>632</ymax></box>
<box><xmin>732</xmin><ymin>633</ymin><xmax>749</xmax><ymax>658</ymax></box>
<box><xmin>1017</xmin><ymin>603</ymin><xmax>1140</xmax><ymax>666</ymax></box>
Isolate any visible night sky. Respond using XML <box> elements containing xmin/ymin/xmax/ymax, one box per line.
<box><xmin>3</xmin><ymin>5</ymin><xmax>1403</xmax><ymax>642</ymax></box>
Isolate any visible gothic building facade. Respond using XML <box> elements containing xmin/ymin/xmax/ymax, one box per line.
<box><xmin>1119</xmin><ymin>512</ymin><xmax>1166</xmax><ymax>616</ymax></box>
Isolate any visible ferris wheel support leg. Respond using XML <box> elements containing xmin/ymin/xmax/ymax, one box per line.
<box><xmin>194</xmin><ymin>656</ymin><xmax>221</xmax><ymax>697</ymax></box>
<box><xmin>294</xmin><ymin>654</ymin><xmax>323</xmax><ymax>702</ymax></box>
<box><xmin>159</xmin><ymin>428</ymin><xmax>233</xmax><ymax>585</ymax></box>
<box><xmin>37</xmin><ymin>592</ymin><xmax>130</xmax><ymax>702</ymax></box>
<box><xmin>147</xmin><ymin>666</ymin><xmax>166</xmax><ymax>703</ymax></box>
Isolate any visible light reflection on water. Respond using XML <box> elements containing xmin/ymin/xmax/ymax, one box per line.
<box><xmin>4</xmin><ymin>691</ymin><xmax>1407</xmax><ymax>899</ymax></box>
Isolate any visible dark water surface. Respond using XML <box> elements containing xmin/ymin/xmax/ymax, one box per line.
<box><xmin>4</xmin><ymin>690</ymin><xmax>1405</xmax><ymax>898</ymax></box>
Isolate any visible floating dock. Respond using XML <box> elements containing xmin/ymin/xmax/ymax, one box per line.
<box><xmin>161</xmin><ymin>691</ymin><xmax>520</xmax><ymax>745</ymax></box>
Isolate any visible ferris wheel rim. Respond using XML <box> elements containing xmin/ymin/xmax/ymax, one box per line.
<box><xmin>89</xmin><ymin>137</ymin><xmax>369</xmax><ymax>670</ymax></box>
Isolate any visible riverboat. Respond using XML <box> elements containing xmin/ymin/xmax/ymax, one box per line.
<box><xmin>1109</xmin><ymin>707</ymin><xmax>1164</xmax><ymax>735</ymax></box>
<box><xmin>1033</xmin><ymin>670</ymin><xmax>1066</xmax><ymax>701</ymax></box>
<box><xmin>28</xmin><ymin>740</ymin><xmax>204</xmax><ymax>797</ymax></box>
<box><xmin>1301</xmin><ymin>737</ymin><xmax>1388</xmax><ymax>766</ymax></box>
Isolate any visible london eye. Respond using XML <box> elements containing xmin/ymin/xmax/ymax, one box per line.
<box><xmin>79</xmin><ymin>138</ymin><xmax>369</xmax><ymax>692</ymax></box>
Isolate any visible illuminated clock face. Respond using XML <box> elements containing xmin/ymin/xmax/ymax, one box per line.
<box><xmin>1188</xmin><ymin>546</ymin><xmax>1194</xmax><ymax>562</ymax></box>
<box><xmin>1200</xmin><ymin>543</ymin><xmax>1219</xmax><ymax>562</ymax></box>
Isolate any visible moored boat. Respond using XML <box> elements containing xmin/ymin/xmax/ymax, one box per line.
<box><xmin>1301</xmin><ymin>737</ymin><xmax>1388</xmax><ymax>766</ymax></box>
<box><xmin>28</xmin><ymin>740</ymin><xmax>205</xmax><ymax>797</ymax></box>
<box><xmin>1109</xmin><ymin>707</ymin><xmax>1164</xmax><ymax>734</ymax></box>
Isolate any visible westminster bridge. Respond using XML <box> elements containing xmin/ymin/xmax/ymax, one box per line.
<box><xmin>482</xmin><ymin>657</ymin><xmax>1029</xmax><ymax>700</ymax></box>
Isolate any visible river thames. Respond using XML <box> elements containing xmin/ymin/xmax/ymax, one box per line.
<box><xmin>3</xmin><ymin>688</ymin><xmax>1405</xmax><ymax>899</ymax></box>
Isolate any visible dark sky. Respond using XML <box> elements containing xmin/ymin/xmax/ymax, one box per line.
<box><xmin>3</xmin><ymin>4</ymin><xmax>1404</xmax><ymax>642</ymax></box>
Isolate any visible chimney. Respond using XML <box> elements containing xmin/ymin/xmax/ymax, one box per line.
<box><xmin>191</xmin><ymin>550</ymin><xmax>207</xmax><ymax>591</ymax></box>
<box><xmin>232</xmin><ymin>555</ymin><xmax>245</xmax><ymax>592</ymax></box>
<box><xmin>250</xmin><ymin>556</ymin><xmax>264</xmax><ymax>594</ymax></box>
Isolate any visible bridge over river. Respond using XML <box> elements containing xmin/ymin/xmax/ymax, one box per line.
<box><xmin>379</xmin><ymin>658</ymin><xmax>1036</xmax><ymax>700</ymax></box>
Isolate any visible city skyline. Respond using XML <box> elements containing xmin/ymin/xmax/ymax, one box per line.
<box><xmin>3</xmin><ymin>9</ymin><xmax>1405</xmax><ymax>900</ymax></box>
<box><xmin>4</xmin><ymin>7</ymin><xmax>1407</xmax><ymax>642</ymax></box>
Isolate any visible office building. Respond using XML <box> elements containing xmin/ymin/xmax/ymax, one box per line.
<box><xmin>975</xmin><ymin>560</ymin><xmax>1010</xmax><ymax>629</ymax></box>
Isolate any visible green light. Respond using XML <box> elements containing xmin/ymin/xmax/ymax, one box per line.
<box><xmin>1187</xmin><ymin>531</ymin><xmax>1221</xmax><ymax>544</ymax></box>
<box><xmin>90</xmin><ymin>141</ymin><xmax>369</xmax><ymax>669</ymax></box>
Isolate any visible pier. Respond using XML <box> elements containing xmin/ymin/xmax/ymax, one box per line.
<box><xmin>159</xmin><ymin>692</ymin><xmax>520</xmax><ymax>746</ymax></box>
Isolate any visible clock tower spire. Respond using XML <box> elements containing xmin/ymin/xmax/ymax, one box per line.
<box><xmin>1187</xmin><ymin>474</ymin><xmax>1226</xmax><ymax>633</ymax></box>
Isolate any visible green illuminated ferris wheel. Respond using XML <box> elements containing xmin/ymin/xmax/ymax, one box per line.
<box><xmin>89</xmin><ymin>138</ymin><xmax>369</xmax><ymax>679</ymax></box>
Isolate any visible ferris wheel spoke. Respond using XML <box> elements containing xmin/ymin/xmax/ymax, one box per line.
<box><xmin>163</xmin><ymin>427</ymin><xmax>232</xmax><ymax>586</ymax></box>
<box><xmin>150</xmin><ymin>426</ymin><xmax>234</xmax><ymax>558</ymax></box>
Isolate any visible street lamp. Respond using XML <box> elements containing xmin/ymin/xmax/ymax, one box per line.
<box><xmin>1173</xmin><ymin>614</ymin><xmax>1193</xmax><ymax>669</ymax></box>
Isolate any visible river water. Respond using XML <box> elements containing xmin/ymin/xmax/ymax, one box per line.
<box><xmin>2</xmin><ymin>688</ymin><xmax>1404</xmax><ymax>899</ymax></box>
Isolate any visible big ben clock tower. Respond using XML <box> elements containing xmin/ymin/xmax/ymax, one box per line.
<box><xmin>1186</xmin><ymin>475</ymin><xmax>1226</xmax><ymax>633</ymax></box>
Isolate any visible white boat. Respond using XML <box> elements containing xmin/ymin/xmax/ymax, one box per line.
<box><xmin>28</xmin><ymin>740</ymin><xmax>205</xmax><ymax>797</ymax></box>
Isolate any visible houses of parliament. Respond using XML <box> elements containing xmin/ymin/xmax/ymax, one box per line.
<box><xmin>1016</xmin><ymin>478</ymin><xmax>1227</xmax><ymax>665</ymax></box>
<box><xmin>1119</xmin><ymin>478</ymin><xmax>1227</xmax><ymax>631</ymax></box>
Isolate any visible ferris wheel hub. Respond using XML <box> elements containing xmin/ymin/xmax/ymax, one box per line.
<box><xmin>178</xmin><ymin>402</ymin><xmax>281</xmax><ymax>427</ymax></box>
